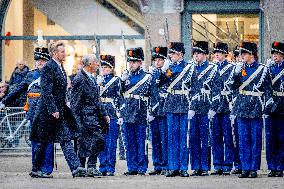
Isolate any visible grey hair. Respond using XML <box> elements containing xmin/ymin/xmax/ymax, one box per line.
<box><xmin>48</xmin><ymin>41</ymin><xmax>65</xmax><ymax>56</ymax></box>
<box><xmin>81</xmin><ymin>54</ymin><xmax>98</xmax><ymax>67</ymax></box>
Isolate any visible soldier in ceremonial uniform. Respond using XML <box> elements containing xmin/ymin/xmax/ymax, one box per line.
<box><xmin>185</xmin><ymin>41</ymin><xmax>217</xmax><ymax>176</ymax></box>
<box><xmin>96</xmin><ymin>55</ymin><xmax>123</xmax><ymax>176</ymax></box>
<box><xmin>209</xmin><ymin>42</ymin><xmax>235</xmax><ymax>175</ymax></box>
<box><xmin>266</xmin><ymin>41</ymin><xmax>284</xmax><ymax>177</ymax></box>
<box><xmin>159</xmin><ymin>42</ymin><xmax>192</xmax><ymax>177</ymax></box>
<box><xmin>120</xmin><ymin>47</ymin><xmax>155</xmax><ymax>176</ymax></box>
<box><xmin>148</xmin><ymin>47</ymin><xmax>168</xmax><ymax>175</ymax></box>
<box><xmin>231</xmin><ymin>42</ymin><xmax>273</xmax><ymax>178</ymax></box>
<box><xmin>0</xmin><ymin>47</ymin><xmax>53</xmax><ymax>177</ymax></box>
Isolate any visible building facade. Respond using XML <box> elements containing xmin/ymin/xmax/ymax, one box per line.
<box><xmin>0</xmin><ymin>0</ymin><xmax>283</xmax><ymax>81</ymax></box>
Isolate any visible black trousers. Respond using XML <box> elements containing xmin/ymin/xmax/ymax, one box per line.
<box><xmin>33</xmin><ymin>140</ymin><xmax>81</xmax><ymax>172</ymax></box>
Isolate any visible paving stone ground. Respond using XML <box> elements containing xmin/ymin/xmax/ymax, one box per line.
<box><xmin>0</xmin><ymin>152</ymin><xmax>284</xmax><ymax>189</ymax></box>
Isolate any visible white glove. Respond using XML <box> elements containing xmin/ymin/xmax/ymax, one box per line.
<box><xmin>0</xmin><ymin>102</ymin><xmax>5</xmax><ymax>110</ymax></box>
<box><xmin>96</xmin><ymin>75</ymin><xmax>104</xmax><ymax>85</ymax></box>
<box><xmin>208</xmin><ymin>110</ymin><xmax>216</xmax><ymax>120</ymax></box>
<box><xmin>188</xmin><ymin>110</ymin><xmax>195</xmax><ymax>120</ymax></box>
<box><xmin>147</xmin><ymin>111</ymin><xmax>155</xmax><ymax>123</ymax></box>
<box><xmin>121</xmin><ymin>70</ymin><xmax>129</xmax><ymax>81</ymax></box>
<box><xmin>262</xmin><ymin>114</ymin><xmax>269</xmax><ymax>119</ymax></box>
<box><xmin>117</xmin><ymin>118</ymin><xmax>124</xmax><ymax>125</ymax></box>
<box><xmin>149</xmin><ymin>66</ymin><xmax>155</xmax><ymax>74</ymax></box>
<box><xmin>234</xmin><ymin>63</ymin><xmax>243</xmax><ymax>74</ymax></box>
<box><xmin>161</xmin><ymin>59</ymin><xmax>171</xmax><ymax>72</ymax></box>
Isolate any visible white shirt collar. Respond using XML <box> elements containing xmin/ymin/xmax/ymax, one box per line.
<box><xmin>52</xmin><ymin>58</ymin><xmax>62</xmax><ymax>68</ymax></box>
<box><xmin>83</xmin><ymin>68</ymin><xmax>93</xmax><ymax>78</ymax></box>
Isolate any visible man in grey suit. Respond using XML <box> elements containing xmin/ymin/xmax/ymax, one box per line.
<box><xmin>71</xmin><ymin>54</ymin><xmax>110</xmax><ymax>177</ymax></box>
<box><xmin>30</xmin><ymin>41</ymin><xmax>85</xmax><ymax>178</ymax></box>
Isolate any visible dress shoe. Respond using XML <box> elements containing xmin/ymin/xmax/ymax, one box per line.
<box><xmin>200</xmin><ymin>170</ymin><xmax>209</xmax><ymax>176</ymax></box>
<box><xmin>238</xmin><ymin>171</ymin><xmax>250</xmax><ymax>178</ymax></box>
<box><xmin>148</xmin><ymin>170</ymin><xmax>161</xmax><ymax>175</ymax></box>
<box><xmin>86</xmin><ymin>167</ymin><xmax>102</xmax><ymax>177</ymax></box>
<box><xmin>210</xmin><ymin>169</ymin><xmax>223</xmax><ymax>175</ymax></box>
<box><xmin>165</xmin><ymin>170</ymin><xmax>179</xmax><ymax>177</ymax></box>
<box><xmin>250</xmin><ymin>171</ymin><xmax>257</xmax><ymax>178</ymax></box>
<box><xmin>223</xmin><ymin>169</ymin><xmax>231</xmax><ymax>175</ymax></box>
<box><xmin>268</xmin><ymin>170</ymin><xmax>276</xmax><ymax>177</ymax></box>
<box><xmin>72</xmin><ymin>167</ymin><xmax>86</xmax><ymax>178</ymax></box>
<box><xmin>275</xmin><ymin>171</ymin><xmax>283</xmax><ymax>177</ymax></box>
<box><xmin>101</xmin><ymin>172</ymin><xmax>107</xmax><ymax>176</ymax></box>
<box><xmin>180</xmin><ymin>170</ymin><xmax>189</xmax><ymax>177</ymax></box>
<box><xmin>190</xmin><ymin>170</ymin><xmax>202</xmax><ymax>176</ymax></box>
<box><xmin>40</xmin><ymin>172</ymin><xmax>53</xmax><ymax>178</ymax></box>
<box><xmin>161</xmin><ymin>170</ymin><xmax>167</xmax><ymax>175</ymax></box>
<box><xmin>106</xmin><ymin>172</ymin><xmax>114</xmax><ymax>176</ymax></box>
<box><xmin>231</xmin><ymin>169</ymin><xmax>242</xmax><ymax>174</ymax></box>
<box><xmin>124</xmin><ymin>171</ymin><xmax>138</xmax><ymax>176</ymax></box>
<box><xmin>138</xmin><ymin>172</ymin><xmax>145</xmax><ymax>176</ymax></box>
<box><xmin>29</xmin><ymin>171</ymin><xmax>42</xmax><ymax>178</ymax></box>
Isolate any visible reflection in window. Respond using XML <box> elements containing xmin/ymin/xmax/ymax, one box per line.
<box><xmin>192</xmin><ymin>14</ymin><xmax>259</xmax><ymax>61</ymax></box>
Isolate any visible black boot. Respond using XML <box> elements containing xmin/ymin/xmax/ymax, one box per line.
<box><xmin>231</xmin><ymin>169</ymin><xmax>242</xmax><ymax>174</ymax></box>
<box><xmin>180</xmin><ymin>170</ymin><xmax>189</xmax><ymax>177</ymax></box>
<box><xmin>250</xmin><ymin>171</ymin><xmax>257</xmax><ymax>178</ymax></box>
<box><xmin>124</xmin><ymin>171</ymin><xmax>138</xmax><ymax>176</ymax></box>
<box><xmin>200</xmin><ymin>170</ymin><xmax>209</xmax><ymax>176</ymax></box>
<box><xmin>238</xmin><ymin>170</ymin><xmax>250</xmax><ymax>178</ymax></box>
<box><xmin>190</xmin><ymin>170</ymin><xmax>202</xmax><ymax>176</ymax></box>
<box><xmin>223</xmin><ymin>169</ymin><xmax>231</xmax><ymax>175</ymax></box>
<box><xmin>165</xmin><ymin>170</ymin><xmax>179</xmax><ymax>177</ymax></box>
<box><xmin>268</xmin><ymin>170</ymin><xmax>276</xmax><ymax>177</ymax></box>
<box><xmin>72</xmin><ymin>167</ymin><xmax>86</xmax><ymax>178</ymax></box>
<box><xmin>275</xmin><ymin>171</ymin><xmax>283</xmax><ymax>177</ymax></box>
<box><xmin>210</xmin><ymin>169</ymin><xmax>223</xmax><ymax>175</ymax></box>
<box><xmin>148</xmin><ymin>170</ymin><xmax>161</xmax><ymax>175</ymax></box>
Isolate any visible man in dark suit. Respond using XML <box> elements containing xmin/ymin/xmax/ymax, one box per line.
<box><xmin>71</xmin><ymin>54</ymin><xmax>110</xmax><ymax>177</ymax></box>
<box><xmin>30</xmin><ymin>41</ymin><xmax>85</xmax><ymax>178</ymax></box>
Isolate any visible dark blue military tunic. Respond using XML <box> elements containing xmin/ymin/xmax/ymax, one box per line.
<box><xmin>269</xmin><ymin>61</ymin><xmax>284</xmax><ymax>114</ymax></box>
<box><xmin>211</xmin><ymin>60</ymin><xmax>235</xmax><ymax>113</ymax></box>
<box><xmin>231</xmin><ymin>61</ymin><xmax>273</xmax><ymax>118</ymax></box>
<box><xmin>150</xmin><ymin>68</ymin><xmax>167</xmax><ymax>116</ymax></box>
<box><xmin>100</xmin><ymin>74</ymin><xmax>122</xmax><ymax>119</ymax></box>
<box><xmin>120</xmin><ymin>69</ymin><xmax>154</xmax><ymax>124</ymax></box>
<box><xmin>161</xmin><ymin>59</ymin><xmax>191</xmax><ymax>114</ymax></box>
<box><xmin>186</xmin><ymin>60</ymin><xmax>217</xmax><ymax>115</ymax></box>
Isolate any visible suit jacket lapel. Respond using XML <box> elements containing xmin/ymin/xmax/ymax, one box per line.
<box><xmin>81</xmin><ymin>70</ymin><xmax>98</xmax><ymax>91</ymax></box>
<box><xmin>51</xmin><ymin>59</ymin><xmax>67</xmax><ymax>85</ymax></box>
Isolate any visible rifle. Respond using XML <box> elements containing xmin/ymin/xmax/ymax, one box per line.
<box><xmin>192</xmin><ymin>19</ymin><xmax>221</xmax><ymax>43</ymax></box>
<box><xmin>164</xmin><ymin>18</ymin><xmax>169</xmax><ymax>46</ymax></box>
<box><xmin>93</xmin><ymin>33</ymin><xmax>100</xmax><ymax>61</ymax></box>
<box><xmin>121</xmin><ymin>30</ymin><xmax>128</xmax><ymax>70</ymax></box>
<box><xmin>225</xmin><ymin>17</ymin><xmax>232</xmax><ymax>50</ymax></box>
<box><xmin>145</xmin><ymin>26</ymin><xmax>153</xmax><ymax>66</ymax></box>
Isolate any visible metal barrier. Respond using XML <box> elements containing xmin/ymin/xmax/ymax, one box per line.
<box><xmin>0</xmin><ymin>107</ymin><xmax>31</xmax><ymax>150</ymax></box>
